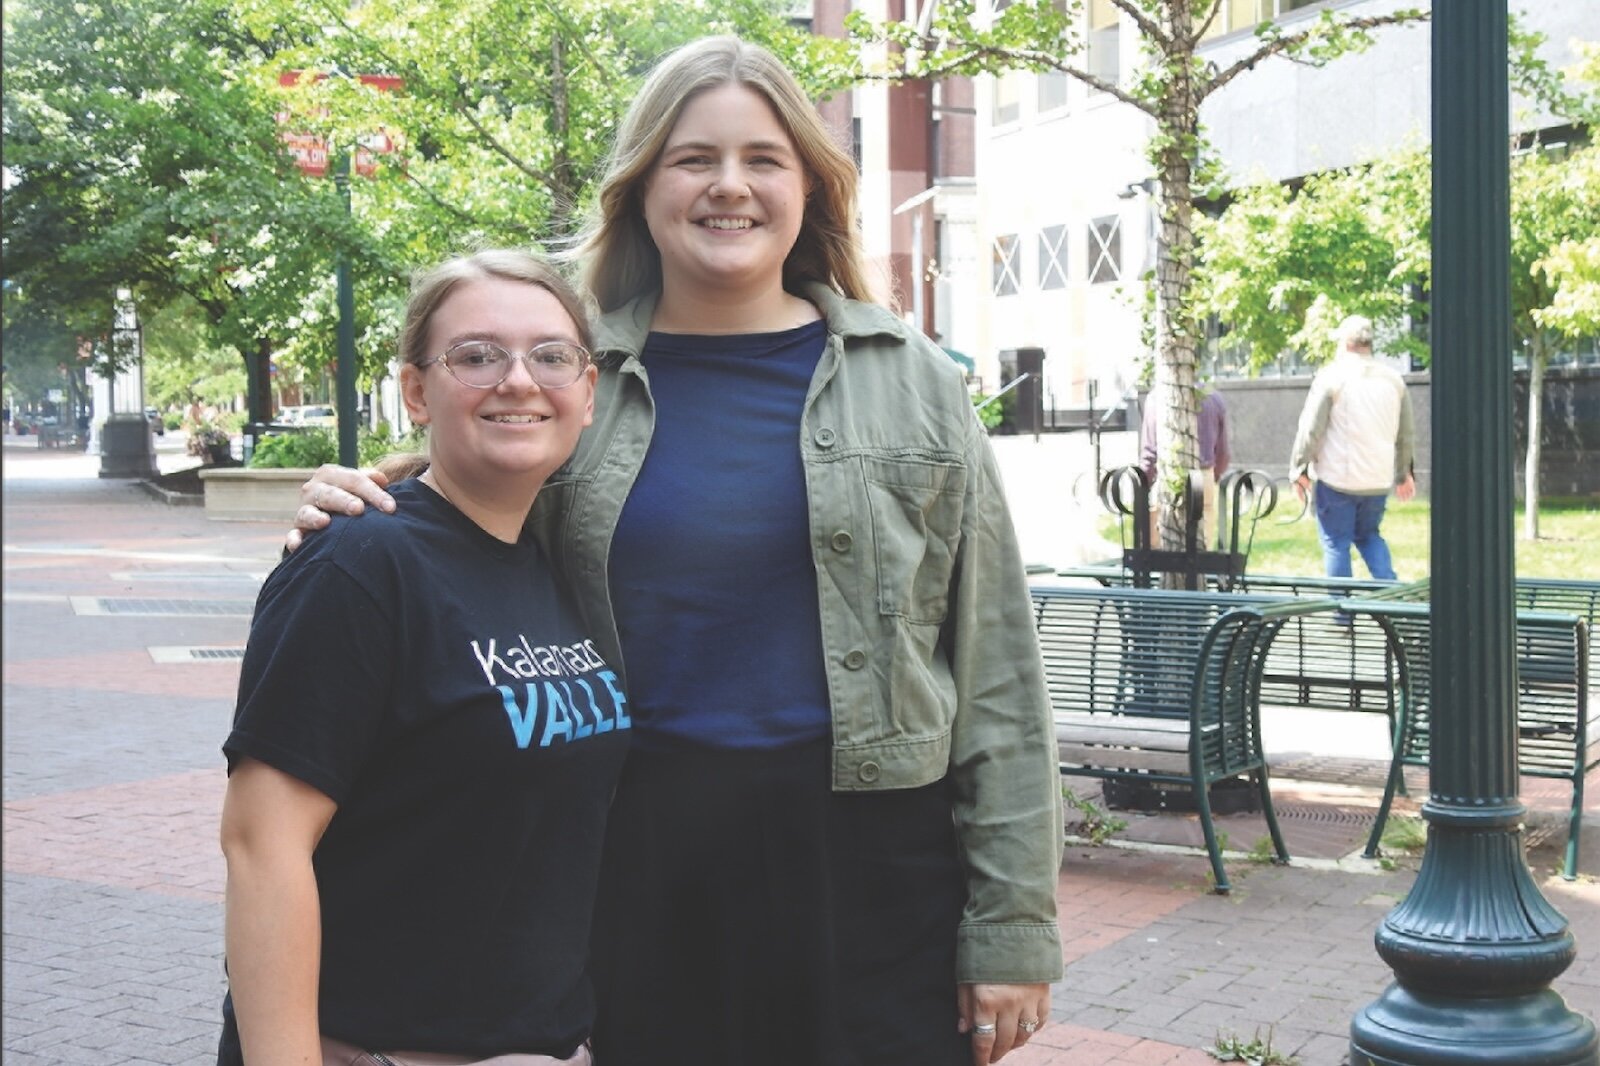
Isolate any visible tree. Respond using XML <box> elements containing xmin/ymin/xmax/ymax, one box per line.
<box><xmin>1195</xmin><ymin>149</ymin><xmax>1430</xmax><ymax>373</ymax></box>
<box><xmin>1509</xmin><ymin>144</ymin><xmax>1600</xmax><ymax>538</ymax></box>
<box><xmin>1</xmin><ymin>0</ymin><xmax>359</xmax><ymax>423</ymax></box>
<box><xmin>852</xmin><ymin>0</ymin><xmax>1427</xmax><ymax>560</ymax></box>
<box><xmin>1</xmin><ymin>287</ymin><xmax>83</xmax><ymax>413</ymax></box>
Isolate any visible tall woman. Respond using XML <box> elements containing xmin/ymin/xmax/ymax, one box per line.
<box><xmin>293</xmin><ymin>37</ymin><xmax>1062</xmax><ymax>1066</ymax></box>
<box><xmin>221</xmin><ymin>251</ymin><xmax>622</xmax><ymax>1065</ymax></box>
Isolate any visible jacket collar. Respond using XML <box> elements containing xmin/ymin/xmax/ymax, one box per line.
<box><xmin>593</xmin><ymin>282</ymin><xmax>908</xmax><ymax>364</ymax></box>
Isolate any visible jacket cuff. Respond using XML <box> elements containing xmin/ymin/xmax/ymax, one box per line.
<box><xmin>955</xmin><ymin>921</ymin><xmax>1065</xmax><ymax>984</ymax></box>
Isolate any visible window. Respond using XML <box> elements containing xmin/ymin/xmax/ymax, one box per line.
<box><xmin>1088</xmin><ymin>216</ymin><xmax>1121</xmax><ymax>284</ymax></box>
<box><xmin>992</xmin><ymin>234</ymin><xmax>1021</xmax><ymax>296</ymax></box>
<box><xmin>1038</xmin><ymin>71</ymin><xmax>1069</xmax><ymax>112</ymax></box>
<box><xmin>1087</xmin><ymin>0</ymin><xmax>1119</xmax><ymax>89</ymax></box>
<box><xmin>1202</xmin><ymin>0</ymin><xmax>1329</xmax><ymax>38</ymax></box>
<box><xmin>1038</xmin><ymin>225</ymin><xmax>1068</xmax><ymax>289</ymax></box>
<box><xmin>992</xmin><ymin>73</ymin><xmax>1021</xmax><ymax>125</ymax></box>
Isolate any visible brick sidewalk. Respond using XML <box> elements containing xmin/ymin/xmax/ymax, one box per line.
<box><xmin>3</xmin><ymin>452</ymin><xmax>1596</xmax><ymax>1065</ymax></box>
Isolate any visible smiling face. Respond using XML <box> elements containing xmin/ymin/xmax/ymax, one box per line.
<box><xmin>400</xmin><ymin>274</ymin><xmax>596</xmax><ymax>500</ymax></box>
<box><xmin>641</xmin><ymin>81</ymin><xmax>810</xmax><ymax>304</ymax></box>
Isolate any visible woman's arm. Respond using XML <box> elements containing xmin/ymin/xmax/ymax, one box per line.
<box><xmin>221</xmin><ymin>757</ymin><xmax>338</xmax><ymax>1065</ymax></box>
<box><xmin>944</xmin><ymin>416</ymin><xmax>1064</xmax><ymax>1059</ymax></box>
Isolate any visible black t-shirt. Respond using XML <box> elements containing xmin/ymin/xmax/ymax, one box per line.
<box><xmin>217</xmin><ymin>479</ymin><xmax>629</xmax><ymax>1062</ymax></box>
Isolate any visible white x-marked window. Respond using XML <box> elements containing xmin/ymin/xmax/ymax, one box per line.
<box><xmin>1088</xmin><ymin>216</ymin><xmax>1121</xmax><ymax>284</ymax></box>
<box><xmin>1038</xmin><ymin>225</ymin><xmax>1069</xmax><ymax>290</ymax></box>
<box><xmin>992</xmin><ymin>234</ymin><xmax>1021</xmax><ymax>296</ymax></box>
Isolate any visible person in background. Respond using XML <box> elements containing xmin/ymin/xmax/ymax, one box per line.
<box><xmin>1140</xmin><ymin>383</ymin><xmax>1230</xmax><ymax>548</ymax></box>
<box><xmin>1289</xmin><ymin>314</ymin><xmax>1416</xmax><ymax>579</ymax></box>
<box><xmin>219</xmin><ymin>250</ymin><xmax>620</xmax><ymax>1066</ymax></box>
<box><xmin>288</xmin><ymin>35</ymin><xmax>1062</xmax><ymax>1066</ymax></box>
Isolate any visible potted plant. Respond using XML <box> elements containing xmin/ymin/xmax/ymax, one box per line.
<box><xmin>187</xmin><ymin>424</ymin><xmax>234</xmax><ymax>465</ymax></box>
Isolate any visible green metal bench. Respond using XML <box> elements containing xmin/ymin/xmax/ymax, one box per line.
<box><xmin>1352</xmin><ymin>580</ymin><xmax>1597</xmax><ymax>880</ymax></box>
<box><xmin>1031</xmin><ymin>585</ymin><xmax>1339</xmax><ymax>893</ymax></box>
<box><xmin>1057</xmin><ymin>566</ymin><xmax>1407</xmax><ymax>726</ymax></box>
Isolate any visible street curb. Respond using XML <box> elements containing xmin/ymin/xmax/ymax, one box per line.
<box><xmin>136</xmin><ymin>479</ymin><xmax>204</xmax><ymax>507</ymax></box>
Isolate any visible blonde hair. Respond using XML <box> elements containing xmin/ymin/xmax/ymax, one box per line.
<box><xmin>398</xmin><ymin>249</ymin><xmax>593</xmax><ymax>369</ymax></box>
<box><xmin>571</xmin><ymin>35</ymin><xmax>872</xmax><ymax>312</ymax></box>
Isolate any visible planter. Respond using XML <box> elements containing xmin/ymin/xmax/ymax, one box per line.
<box><xmin>199</xmin><ymin>466</ymin><xmax>313</xmax><ymax>522</ymax></box>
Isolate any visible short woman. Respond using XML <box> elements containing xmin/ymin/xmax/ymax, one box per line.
<box><xmin>220</xmin><ymin>251</ymin><xmax>623</xmax><ymax>1065</ymax></box>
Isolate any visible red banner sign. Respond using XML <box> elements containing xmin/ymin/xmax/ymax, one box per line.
<box><xmin>277</xmin><ymin>71</ymin><xmax>403</xmax><ymax>179</ymax></box>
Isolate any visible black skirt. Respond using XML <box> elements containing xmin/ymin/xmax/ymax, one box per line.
<box><xmin>590</xmin><ymin>739</ymin><xmax>969</xmax><ymax>1066</ymax></box>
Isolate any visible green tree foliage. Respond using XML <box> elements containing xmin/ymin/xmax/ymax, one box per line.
<box><xmin>4</xmin><ymin>0</ymin><xmax>838</xmax><ymax>421</ymax></box>
<box><xmin>2</xmin><ymin>0</ymin><xmax>359</xmax><ymax>419</ymax></box>
<box><xmin>1528</xmin><ymin>43</ymin><xmax>1600</xmax><ymax>339</ymax></box>
<box><xmin>1196</xmin><ymin>151</ymin><xmax>1431</xmax><ymax>372</ymax></box>
<box><xmin>0</xmin><ymin>287</ymin><xmax>83</xmax><ymax>408</ymax></box>
<box><xmin>851</xmin><ymin>0</ymin><xmax>1426</xmax><ymax>558</ymax></box>
<box><xmin>141</xmin><ymin>298</ymin><xmax>250</xmax><ymax>413</ymax></box>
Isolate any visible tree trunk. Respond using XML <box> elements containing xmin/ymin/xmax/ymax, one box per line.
<box><xmin>546</xmin><ymin>33</ymin><xmax>574</xmax><ymax>235</ymax></box>
<box><xmin>1152</xmin><ymin>29</ymin><xmax>1204</xmax><ymax>584</ymax></box>
<box><xmin>1522</xmin><ymin>335</ymin><xmax>1546</xmax><ymax>540</ymax></box>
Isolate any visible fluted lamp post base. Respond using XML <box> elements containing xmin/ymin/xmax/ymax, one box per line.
<box><xmin>1353</xmin><ymin>987</ymin><xmax>1597</xmax><ymax>1066</ymax></box>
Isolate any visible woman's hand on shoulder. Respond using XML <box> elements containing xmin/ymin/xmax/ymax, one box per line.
<box><xmin>958</xmin><ymin>982</ymin><xmax>1051</xmax><ymax>1064</ymax></box>
<box><xmin>284</xmin><ymin>465</ymin><xmax>397</xmax><ymax>554</ymax></box>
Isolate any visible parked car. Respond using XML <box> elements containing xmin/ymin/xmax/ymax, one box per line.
<box><xmin>278</xmin><ymin>404</ymin><xmax>337</xmax><ymax>428</ymax></box>
<box><xmin>145</xmin><ymin>406</ymin><xmax>165</xmax><ymax>436</ymax></box>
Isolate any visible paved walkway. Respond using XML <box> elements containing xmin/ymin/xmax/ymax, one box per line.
<box><xmin>3</xmin><ymin>440</ymin><xmax>1596</xmax><ymax>1065</ymax></box>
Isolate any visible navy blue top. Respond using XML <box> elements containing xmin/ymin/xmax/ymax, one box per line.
<box><xmin>608</xmin><ymin>320</ymin><xmax>832</xmax><ymax>749</ymax></box>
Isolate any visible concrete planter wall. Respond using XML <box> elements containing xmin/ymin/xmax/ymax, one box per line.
<box><xmin>199</xmin><ymin>467</ymin><xmax>311</xmax><ymax>522</ymax></box>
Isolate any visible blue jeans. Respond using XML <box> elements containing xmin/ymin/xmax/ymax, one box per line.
<box><xmin>1314</xmin><ymin>482</ymin><xmax>1396</xmax><ymax>580</ymax></box>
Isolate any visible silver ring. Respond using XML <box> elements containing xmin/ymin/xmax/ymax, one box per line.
<box><xmin>972</xmin><ymin>1023</ymin><xmax>997</xmax><ymax>1036</ymax></box>
<box><xmin>1019</xmin><ymin>1020</ymin><xmax>1039</xmax><ymax>1034</ymax></box>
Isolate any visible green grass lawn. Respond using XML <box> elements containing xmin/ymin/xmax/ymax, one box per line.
<box><xmin>1101</xmin><ymin>497</ymin><xmax>1600</xmax><ymax>580</ymax></box>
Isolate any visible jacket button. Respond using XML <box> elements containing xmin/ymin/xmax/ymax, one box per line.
<box><xmin>858</xmin><ymin>761</ymin><xmax>881</xmax><ymax>783</ymax></box>
<box><xmin>814</xmin><ymin>427</ymin><xmax>837</xmax><ymax>448</ymax></box>
<box><xmin>843</xmin><ymin>649</ymin><xmax>866</xmax><ymax>670</ymax></box>
<box><xmin>831</xmin><ymin>530</ymin><xmax>853</xmax><ymax>552</ymax></box>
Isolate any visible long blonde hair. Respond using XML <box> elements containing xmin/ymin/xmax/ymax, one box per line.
<box><xmin>571</xmin><ymin>35</ymin><xmax>872</xmax><ymax>313</ymax></box>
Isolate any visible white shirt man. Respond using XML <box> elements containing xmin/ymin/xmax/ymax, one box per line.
<box><xmin>1288</xmin><ymin>315</ymin><xmax>1417</xmax><ymax>580</ymax></box>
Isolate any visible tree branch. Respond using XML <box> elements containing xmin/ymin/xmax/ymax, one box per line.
<box><xmin>396</xmin><ymin>165</ymin><xmax>535</xmax><ymax>237</ymax></box>
<box><xmin>1106</xmin><ymin>0</ymin><xmax>1168</xmax><ymax>52</ymax></box>
<box><xmin>1192</xmin><ymin>0</ymin><xmax>1224</xmax><ymax>46</ymax></box>
<box><xmin>900</xmin><ymin>44</ymin><xmax>1160</xmax><ymax>117</ymax></box>
<box><xmin>448</xmin><ymin>103</ymin><xmax>560</xmax><ymax>191</ymax></box>
<box><xmin>1201</xmin><ymin>11</ymin><xmax>1429</xmax><ymax>103</ymax></box>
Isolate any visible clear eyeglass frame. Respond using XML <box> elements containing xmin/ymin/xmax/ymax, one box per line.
<box><xmin>420</xmin><ymin>340</ymin><xmax>592</xmax><ymax>390</ymax></box>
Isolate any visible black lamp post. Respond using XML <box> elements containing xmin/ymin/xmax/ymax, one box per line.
<box><xmin>333</xmin><ymin>148</ymin><xmax>358</xmax><ymax>468</ymax></box>
<box><xmin>1349</xmin><ymin>6</ymin><xmax>1596</xmax><ymax>1062</ymax></box>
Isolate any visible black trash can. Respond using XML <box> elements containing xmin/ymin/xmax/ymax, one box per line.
<box><xmin>1000</xmin><ymin>347</ymin><xmax>1046</xmax><ymax>436</ymax></box>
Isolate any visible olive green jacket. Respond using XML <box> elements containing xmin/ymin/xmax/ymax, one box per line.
<box><xmin>529</xmin><ymin>284</ymin><xmax>1063</xmax><ymax>984</ymax></box>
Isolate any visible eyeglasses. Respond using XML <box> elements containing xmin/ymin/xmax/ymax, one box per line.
<box><xmin>420</xmin><ymin>340</ymin><xmax>592</xmax><ymax>390</ymax></box>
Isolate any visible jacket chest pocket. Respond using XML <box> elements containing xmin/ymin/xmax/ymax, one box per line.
<box><xmin>861</xmin><ymin>456</ymin><xmax>966</xmax><ymax>625</ymax></box>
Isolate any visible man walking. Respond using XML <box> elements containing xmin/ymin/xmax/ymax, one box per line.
<box><xmin>1289</xmin><ymin>315</ymin><xmax>1416</xmax><ymax>579</ymax></box>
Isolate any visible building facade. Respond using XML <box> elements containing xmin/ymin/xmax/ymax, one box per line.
<box><xmin>839</xmin><ymin>0</ymin><xmax>1597</xmax><ymax>409</ymax></box>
